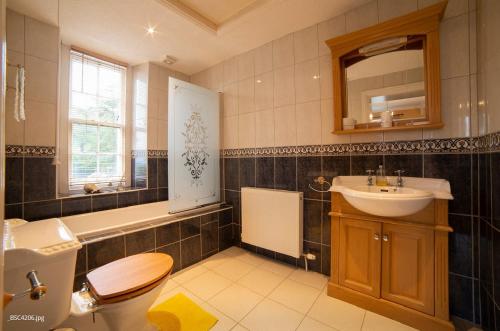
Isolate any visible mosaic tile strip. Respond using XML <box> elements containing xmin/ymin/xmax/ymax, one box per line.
<box><xmin>221</xmin><ymin>136</ymin><xmax>493</xmax><ymax>157</ymax></box>
<box><xmin>6</xmin><ymin>145</ymin><xmax>56</xmax><ymax>157</ymax></box>
<box><xmin>147</xmin><ymin>150</ymin><xmax>168</xmax><ymax>158</ymax></box>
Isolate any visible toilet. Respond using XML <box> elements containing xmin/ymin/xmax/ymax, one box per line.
<box><xmin>3</xmin><ymin>218</ymin><xmax>173</xmax><ymax>331</ymax></box>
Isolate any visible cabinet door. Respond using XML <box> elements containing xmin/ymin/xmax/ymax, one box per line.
<box><xmin>381</xmin><ymin>223</ymin><xmax>434</xmax><ymax>315</ymax></box>
<box><xmin>339</xmin><ymin>218</ymin><xmax>381</xmax><ymax>297</ymax></box>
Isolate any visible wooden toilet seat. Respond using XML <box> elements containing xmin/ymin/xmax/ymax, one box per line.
<box><xmin>86</xmin><ymin>253</ymin><xmax>173</xmax><ymax>304</ymax></box>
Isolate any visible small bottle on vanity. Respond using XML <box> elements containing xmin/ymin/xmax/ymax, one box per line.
<box><xmin>376</xmin><ymin>165</ymin><xmax>388</xmax><ymax>186</ymax></box>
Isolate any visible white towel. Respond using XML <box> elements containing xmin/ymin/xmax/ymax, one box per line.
<box><xmin>13</xmin><ymin>66</ymin><xmax>26</xmax><ymax>122</ymax></box>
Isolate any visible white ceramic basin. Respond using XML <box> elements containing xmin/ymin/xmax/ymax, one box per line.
<box><xmin>330</xmin><ymin>176</ymin><xmax>453</xmax><ymax>217</ymax></box>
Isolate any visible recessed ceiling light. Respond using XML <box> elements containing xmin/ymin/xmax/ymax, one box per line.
<box><xmin>312</xmin><ymin>75</ymin><xmax>320</xmax><ymax>80</ymax></box>
<box><xmin>147</xmin><ymin>26</ymin><xmax>156</xmax><ymax>35</ymax></box>
<box><xmin>256</xmin><ymin>79</ymin><xmax>262</xmax><ymax>84</ymax></box>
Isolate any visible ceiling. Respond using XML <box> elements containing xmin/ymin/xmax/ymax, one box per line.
<box><xmin>7</xmin><ymin>0</ymin><xmax>370</xmax><ymax>75</ymax></box>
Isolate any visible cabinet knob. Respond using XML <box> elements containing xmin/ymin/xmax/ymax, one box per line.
<box><xmin>383</xmin><ymin>235</ymin><xmax>389</xmax><ymax>242</ymax></box>
<box><xmin>374</xmin><ymin>234</ymin><xmax>380</xmax><ymax>241</ymax></box>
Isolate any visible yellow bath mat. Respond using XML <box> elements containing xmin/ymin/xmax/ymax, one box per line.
<box><xmin>148</xmin><ymin>293</ymin><xmax>218</xmax><ymax>331</ymax></box>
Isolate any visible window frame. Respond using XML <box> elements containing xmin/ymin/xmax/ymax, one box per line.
<box><xmin>60</xmin><ymin>47</ymin><xmax>130</xmax><ymax>194</ymax></box>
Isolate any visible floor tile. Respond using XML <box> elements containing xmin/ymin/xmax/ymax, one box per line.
<box><xmin>308</xmin><ymin>293</ymin><xmax>366</xmax><ymax>331</ymax></box>
<box><xmin>171</xmin><ymin>264</ymin><xmax>208</xmax><ymax>283</ymax></box>
<box><xmin>202</xmin><ymin>252</ymin><xmax>232</xmax><ymax>269</ymax></box>
<box><xmin>208</xmin><ymin>284</ymin><xmax>263</xmax><ymax>321</ymax></box>
<box><xmin>237</xmin><ymin>268</ymin><xmax>286</xmax><ymax>296</ymax></box>
<box><xmin>153</xmin><ymin>285</ymin><xmax>204</xmax><ymax>307</ymax></box>
<box><xmin>200</xmin><ymin>302</ymin><xmax>237</xmax><ymax>331</ymax></box>
<box><xmin>297</xmin><ymin>317</ymin><xmax>337</xmax><ymax>331</ymax></box>
<box><xmin>268</xmin><ymin>279</ymin><xmax>321</xmax><ymax>314</ymax></box>
<box><xmin>361</xmin><ymin>311</ymin><xmax>418</xmax><ymax>331</ymax></box>
<box><xmin>213</xmin><ymin>258</ymin><xmax>255</xmax><ymax>281</ymax></box>
<box><xmin>235</xmin><ymin>252</ymin><xmax>269</xmax><ymax>266</ymax></box>
<box><xmin>159</xmin><ymin>278</ymin><xmax>179</xmax><ymax>294</ymax></box>
<box><xmin>183</xmin><ymin>270</ymin><xmax>233</xmax><ymax>300</ymax></box>
<box><xmin>231</xmin><ymin>325</ymin><xmax>249</xmax><ymax>331</ymax></box>
<box><xmin>259</xmin><ymin>259</ymin><xmax>296</xmax><ymax>277</ymax></box>
<box><xmin>240</xmin><ymin>298</ymin><xmax>304</xmax><ymax>331</ymax></box>
<box><xmin>288</xmin><ymin>269</ymin><xmax>328</xmax><ymax>289</ymax></box>
<box><xmin>220</xmin><ymin>246</ymin><xmax>248</xmax><ymax>258</ymax></box>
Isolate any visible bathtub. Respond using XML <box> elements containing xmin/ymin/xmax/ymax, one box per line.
<box><xmin>62</xmin><ymin>200</ymin><xmax>224</xmax><ymax>239</ymax></box>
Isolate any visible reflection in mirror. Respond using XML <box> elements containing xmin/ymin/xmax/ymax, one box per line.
<box><xmin>343</xmin><ymin>36</ymin><xmax>426</xmax><ymax>129</ymax></box>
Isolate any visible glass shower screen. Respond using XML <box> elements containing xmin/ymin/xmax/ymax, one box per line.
<box><xmin>167</xmin><ymin>78</ymin><xmax>220</xmax><ymax>213</ymax></box>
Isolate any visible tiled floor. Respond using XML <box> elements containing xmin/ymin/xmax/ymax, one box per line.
<box><xmin>153</xmin><ymin>246</ymin><xmax>418</xmax><ymax>331</ymax></box>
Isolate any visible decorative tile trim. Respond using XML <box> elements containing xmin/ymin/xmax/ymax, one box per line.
<box><xmin>148</xmin><ymin>149</ymin><xmax>168</xmax><ymax>158</ymax></box>
<box><xmin>221</xmin><ymin>136</ymin><xmax>496</xmax><ymax>157</ymax></box>
<box><xmin>132</xmin><ymin>150</ymin><xmax>168</xmax><ymax>158</ymax></box>
<box><xmin>6</xmin><ymin>145</ymin><xmax>55</xmax><ymax>157</ymax></box>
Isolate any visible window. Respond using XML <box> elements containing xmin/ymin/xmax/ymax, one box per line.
<box><xmin>68</xmin><ymin>50</ymin><xmax>126</xmax><ymax>190</ymax></box>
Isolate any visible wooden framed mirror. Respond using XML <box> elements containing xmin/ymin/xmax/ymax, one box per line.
<box><xmin>326</xmin><ymin>1</ymin><xmax>447</xmax><ymax>134</ymax></box>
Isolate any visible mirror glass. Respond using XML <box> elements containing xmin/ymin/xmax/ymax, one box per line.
<box><xmin>343</xmin><ymin>37</ymin><xmax>426</xmax><ymax>129</ymax></box>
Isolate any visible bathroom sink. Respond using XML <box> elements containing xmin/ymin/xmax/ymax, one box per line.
<box><xmin>330</xmin><ymin>176</ymin><xmax>453</xmax><ymax>217</ymax></box>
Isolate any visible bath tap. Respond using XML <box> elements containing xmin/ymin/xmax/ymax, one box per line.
<box><xmin>366</xmin><ymin>169</ymin><xmax>375</xmax><ymax>186</ymax></box>
<box><xmin>394</xmin><ymin>170</ymin><xmax>405</xmax><ymax>187</ymax></box>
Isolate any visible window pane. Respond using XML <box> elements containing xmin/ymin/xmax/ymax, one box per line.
<box><xmin>99</xmin><ymin>126</ymin><xmax>120</xmax><ymax>153</ymax></box>
<box><xmin>99</xmin><ymin>66</ymin><xmax>121</xmax><ymax>98</ymax></box>
<box><xmin>72</xmin><ymin>123</ymin><xmax>97</xmax><ymax>153</ymax></box>
<box><xmin>134</xmin><ymin>104</ymin><xmax>147</xmax><ymax>129</ymax></box>
<box><xmin>70</xmin><ymin>91</ymin><xmax>99</xmax><ymax>120</ymax></box>
<box><xmin>98</xmin><ymin>97</ymin><xmax>121</xmax><ymax>123</ymax></box>
<box><xmin>99</xmin><ymin>154</ymin><xmax>121</xmax><ymax>177</ymax></box>
<box><xmin>71</xmin><ymin>60</ymin><xmax>82</xmax><ymax>92</ymax></box>
<box><xmin>82</xmin><ymin>61</ymin><xmax>98</xmax><ymax>94</ymax></box>
<box><xmin>72</xmin><ymin>154</ymin><xmax>97</xmax><ymax>180</ymax></box>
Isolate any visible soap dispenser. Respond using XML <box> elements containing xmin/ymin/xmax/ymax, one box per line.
<box><xmin>376</xmin><ymin>165</ymin><xmax>388</xmax><ymax>186</ymax></box>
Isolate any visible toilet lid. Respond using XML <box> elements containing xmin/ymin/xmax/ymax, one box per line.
<box><xmin>87</xmin><ymin>253</ymin><xmax>173</xmax><ymax>301</ymax></box>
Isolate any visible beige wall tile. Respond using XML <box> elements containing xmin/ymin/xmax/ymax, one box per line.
<box><xmin>157</xmin><ymin>89</ymin><xmax>168</xmax><ymax>120</ymax></box>
<box><xmin>256</xmin><ymin>109</ymin><xmax>275</xmax><ymax>148</ymax></box>
<box><xmin>295</xmin><ymin>59</ymin><xmax>320</xmax><ymax>104</ymax></box>
<box><xmin>346</xmin><ymin>1</ymin><xmax>378</xmax><ymax>33</ymax></box>
<box><xmin>6</xmin><ymin>50</ymin><xmax>24</xmax><ymax>91</ymax></box>
<box><xmin>210</xmin><ymin>62</ymin><xmax>224</xmax><ymax>92</ymax></box>
<box><xmin>157</xmin><ymin>119</ymin><xmax>168</xmax><ymax>150</ymax></box>
<box><xmin>440</xmin><ymin>14</ymin><xmax>470</xmax><ymax>79</ymax></box>
<box><xmin>273</xmin><ymin>34</ymin><xmax>294</xmax><ymax>69</ymax></box>
<box><xmin>238</xmin><ymin>78</ymin><xmax>255</xmax><ymax>114</ymax></box>
<box><xmin>223</xmin><ymin>83</ymin><xmax>238</xmax><ymax>117</ymax></box>
<box><xmin>238</xmin><ymin>112</ymin><xmax>256</xmax><ymax>148</ymax></box>
<box><xmin>486</xmin><ymin>67</ymin><xmax>500</xmax><ymax>133</ymax></box>
<box><xmin>424</xmin><ymin>76</ymin><xmax>471</xmax><ymax>139</ymax></box>
<box><xmin>296</xmin><ymin>101</ymin><xmax>321</xmax><ymax>145</ymax></box>
<box><xmin>255</xmin><ymin>72</ymin><xmax>274</xmax><ymax>111</ymax></box>
<box><xmin>293</xmin><ymin>25</ymin><xmax>318</xmax><ymax>64</ymax></box>
<box><xmin>24</xmin><ymin>100</ymin><xmax>56</xmax><ymax>146</ymax></box>
<box><xmin>319</xmin><ymin>55</ymin><xmax>333</xmax><ymax>100</ymax></box>
<box><xmin>5</xmin><ymin>89</ymin><xmax>25</xmax><ymax>145</ymax></box>
<box><xmin>237</xmin><ymin>50</ymin><xmax>255</xmax><ymax>81</ymax></box>
<box><xmin>147</xmin><ymin>116</ymin><xmax>158</xmax><ymax>150</ymax></box>
<box><xmin>317</xmin><ymin>15</ymin><xmax>346</xmax><ymax>56</ymax></box>
<box><xmin>147</xmin><ymin>87</ymin><xmax>159</xmax><ymax>119</ymax></box>
<box><xmin>350</xmin><ymin>132</ymin><xmax>383</xmax><ymax>143</ymax></box>
<box><xmin>469</xmin><ymin>74</ymin><xmax>478</xmax><ymax>136</ymax></box>
<box><xmin>254</xmin><ymin>42</ymin><xmax>273</xmax><ymax>75</ymax></box>
<box><xmin>223</xmin><ymin>115</ymin><xmax>239</xmax><ymax>149</ymax></box>
<box><xmin>378</xmin><ymin>0</ymin><xmax>417</xmax><ymax>22</ymax></box>
<box><xmin>274</xmin><ymin>66</ymin><xmax>295</xmax><ymax>107</ymax></box>
<box><xmin>320</xmin><ymin>99</ymin><xmax>350</xmax><ymax>144</ymax></box>
<box><xmin>383</xmin><ymin>129</ymin><xmax>423</xmax><ymax>142</ymax></box>
<box><xmin>469</xmin><ymin>10</ymin><xmax>477</xmax><ymax>75</ymax></box>
<box><xmin>6</xmin><ymin>9</ymin><xmax>25</xmax><ymax>54</ymax></box>
<box><xmin>158</xmin><ymin>67</ymin><xmax>172</xmax><ymax>91</ymax></box>
<box><xmin>274</xmin><ymin>105</ymin><xmax>297</xmax><ymax>147</ymax></box>
<box><xmin>24</xmin><ymin>55</ymin><xmax>58</xmax><ymax>104</ymax></box>
<box><xmin>224</xmin><ymin>57</ymin><xmax>238</xmax><ymax>86</ymax></box>
<box><xmin>419</xmin><ymin>0</ymin><xmax>468</xmax><ymax>19</ymax></box>
<box><xmin>25</xmin><ymin>17</ymin><xmax>59</xmax><ymax>62</ymax></box>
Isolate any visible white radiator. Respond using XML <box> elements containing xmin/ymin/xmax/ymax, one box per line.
<box><xmin>241</xmin><ymin>187</ymin><xmax>303</xmax><ymax>258</ymax></box>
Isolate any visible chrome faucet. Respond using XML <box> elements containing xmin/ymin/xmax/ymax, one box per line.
<box><xmin>366</xmin><ymin>169</ymin><xmax>375</xmax><ymax>186</ymax></box>
<box><xmin>394</xmin><ymin>170</ymin><xmax>405</xmax><ymax>187</ymax></box>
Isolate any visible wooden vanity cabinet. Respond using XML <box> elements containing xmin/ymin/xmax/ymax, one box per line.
<box><xmin>329</xmin><ymin>192</ymin><xmax>454</xmax><ymax>331</ymax></box>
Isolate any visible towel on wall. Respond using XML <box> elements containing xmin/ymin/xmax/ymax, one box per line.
<box><xmin>147</xmin><ymin>293</ymin><xmax>218</xmax><ymax>331</ymax></box>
